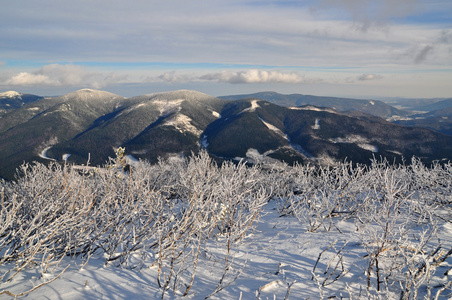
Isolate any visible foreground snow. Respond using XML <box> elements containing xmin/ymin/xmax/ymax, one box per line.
<box><xmin>2</xmin><ymin>200</ymin><xmax>451</xmax><ymax>299</ymax></box>
<box><xmin>1</xmin><ymin>153</ymin><xmax>451</xmax><ymax>299</ymax></box>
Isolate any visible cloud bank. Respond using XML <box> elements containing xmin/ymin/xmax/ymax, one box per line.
<box><xmin>4</xmin><ymin>64</ymin><xmax>126</xmax><ymax>88</ymax></box>
<box><xmin>199</xmin><ymin>70</ymin><xmax>305</xmax><ymax>84</ymax></box>
<box><xmin>4</xmin><ymin>66</ymin><xmax>310</xmax><ymax>88</ymax></box>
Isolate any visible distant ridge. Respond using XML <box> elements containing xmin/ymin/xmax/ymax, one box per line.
<box><xmin>0</xmin><ymin>91</ymin><xmax>43</xmax><ymax>116</ymax></box>
<box><xmin>219</xmin><ymin>91</ymin><xmax>410</xmax><ymax>119</ymax></box>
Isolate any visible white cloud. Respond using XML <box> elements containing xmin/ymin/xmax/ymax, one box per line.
<box><xmin>6</xmin><ymin>72</ymin><xmax>57</xmax><ymax>85</ymax></box>
<box><xmin>156</xmin><ymin>71</ymin><xmax>196</xmax><ymax>83</ymax></box>
<box><xmin>4</xmin><ymin>64</ymin><xmax>127</xmax><ymax>88</ymax></box>
<box><xmin>199</xmin><ymin>70</ymin><xmax>305</xmax><ymax>84</ymax></box>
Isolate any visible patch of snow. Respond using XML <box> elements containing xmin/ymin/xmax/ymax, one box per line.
<box><xmin>259</xmin><ymin>118</ymin><xmax>288</xmax><ymax>140</ymax></box>
<box><xmin>125</xmin><ymin>155</ymin><xmax>139</xmax><ymax>167</ymax></box>
<box><xmin>39</xmin><ymin>146</ymin><xmax>57</xmax><ymax>161</ymax></box>
<box><xmin>241</xmin><ymin>100</ymin><xmax>261</xmax><ymax>114</ymax></box>
<box><xmin>58</xmin><ymin>103</ymin><xmax>71</xmax><ymax>112</ymax></box>
<box><xmin>163</xmin><ymin>113</ymin><xmax>202</xmax><ymax>136</ymax></box>
<box><xmin>386</xmin><ymin>115</ymin><xmax>413</xmax><ymax>122</ymax></box>
<box><xmin>211</xmin><ymin>110</ymin><xmax>221</xmax><ymax>118</ymax></box>
<box><xmin>330</xmin><ymin>135</ymin><xmax>378</xmax><ymax>152</ymax></box>
<box><xmin>245</xmin><ymin>148</ymin><xmax>282</xmax><ymax>166</ymax></box>
<box><xmin>311</xmin><ymin>118</ymin><xmax>320</xmax><ymax>130</ymax></box>
<box><xmin>369</xmin><ymin>100</ymin><xmax>375</xmax><ymax>105</ymax></box>
<box><xmin>388</xmin><ymin>150</ymin><xmax>402</xmax><ymax>155</ymax></box>
<box><xmin>200</xmin><ymin>135</ymin><xmax>209</xmax><ymax>149</ymax></box>
<box><xmin>289</xmin><ymin>106</ymin><xmax>338</xmax><ymax>114</ymax></box>
<box><xmin>152</xmin><ymin>99</ymin><xmax>183</xmax><ymax>116</ymax></box>
<box><xmin>290</xmin><ymin>143</ymin><xmax>314</xmax><ymax>158</ymax></box>
<box><xmin>27</xmin><ymin>107</ymin><xmax>40</xmax><ymax>111</ymax></box>
<box><xmin>0</xmin><ymin>91</ymin><xmax>21</xmax><ymax>98</ymax></box>
<box><xmin>62</xmin><ymin>154</ymin><xmax>71</xmax><ymax>161</ymax></box>
<box><xmin>357</xmin><ymin>144</ymin><xmax>378</xmax><ymax>153</ymax></box>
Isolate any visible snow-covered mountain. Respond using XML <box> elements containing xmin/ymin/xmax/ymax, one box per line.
<box><xmin>203</xmin><ymin>98</ymin><xmax>452</xmax><ymax>166</ymax></box>
<box><xmin>1</xmin><ymin>89</ymin><xmax>452</xmax><ymax>180</ymax></box>
<box><xmin>0</xmin><ymin>90</ymin><xmax>43</xmax><ymax>116</ymax></box>
<box><xmin>0</xmin><ymin>89</ymin><xmax>125</xmax><ymax>179</ymax></box>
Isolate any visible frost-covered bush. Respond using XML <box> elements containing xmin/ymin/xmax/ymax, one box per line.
<box><xmin>0</xmin><ymin>150</ymin><xmax>269</xmax><ymax>298</ymax></box>
<box><xmin>275</xmin><ymin>157</ymin><xmax>452</xmax><ymax>299</ymax></box>
<box><xmin>0</xmin><ymin>151</ymin><xmax>451</xmax><ymax>299</ymax></box>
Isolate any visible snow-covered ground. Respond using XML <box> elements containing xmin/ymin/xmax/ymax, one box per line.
<box><xmin>2</xmin><ymin>200</ymin><xmax>451</xmax><ymax>299</ymax></box>
<box><xmin>1</xmin><ymin>155</ymin><xmax>451</xmax><ymax>299</ymax></box>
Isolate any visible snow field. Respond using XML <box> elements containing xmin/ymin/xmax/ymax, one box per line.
<box><xmin>0</xmin><ymin>152</ymin><xmax>451</xmax><ymax>299</ymax></box>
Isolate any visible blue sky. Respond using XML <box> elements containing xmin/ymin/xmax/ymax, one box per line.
<box><xmin>1</xmin><ymin>0</ymin><xmax>451</xmax><ymax>98</ymax></box>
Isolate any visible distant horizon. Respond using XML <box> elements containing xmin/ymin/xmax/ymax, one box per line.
<box><xmin>1</xmin><ymin>87</ymin><xmax>450</xmax><ymax>102</ymax></box>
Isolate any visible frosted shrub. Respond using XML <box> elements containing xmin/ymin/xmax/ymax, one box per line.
<box><xmin>273</xmin><ymin>157</ymin><xmax>451</xmax><ymax>298</ymax></box>
<box><xmin>276</xmin><ymin>161</ymin><xmax>369</xmax><ymax>232</ymax></box>
<box><xmin>0</xmin><ymin>151</ymin><xmax>450</xmax><ymax>299</ymax></box>
<box><xmin>153</xmin><ymin>152</ymin><xmax>269</xmax><ymax>297</ymax></box>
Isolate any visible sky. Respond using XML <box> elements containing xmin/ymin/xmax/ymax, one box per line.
<box><xmin>0</xmin><ymin>0</ymin><xmax>451</xmax><ymax>99</ymax></box>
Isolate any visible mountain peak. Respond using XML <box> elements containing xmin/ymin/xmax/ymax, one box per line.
<box><xmin>0</xmin><ymin>91</ymin><xmax>21</xmax><ymax>98</ymax></box>
<box><xmin>146</xmin><ymin>90</ymin><xmax>216</xmax><ymax>101</ymax></box>
<box><xmin>63</xmin><ymin>89</ymin><xmax>124</xmax><ymax>101</ymax></box>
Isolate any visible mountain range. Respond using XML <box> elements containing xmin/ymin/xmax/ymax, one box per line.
<box><xmin>219</xmin><ymin>91</ymin><xmax>410</xmax><ymax>119</ymax></box>
<box><xmin>1</xmin><ymin>89</ymin><xmax>451</xmax><ymax>180</ymax></box>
